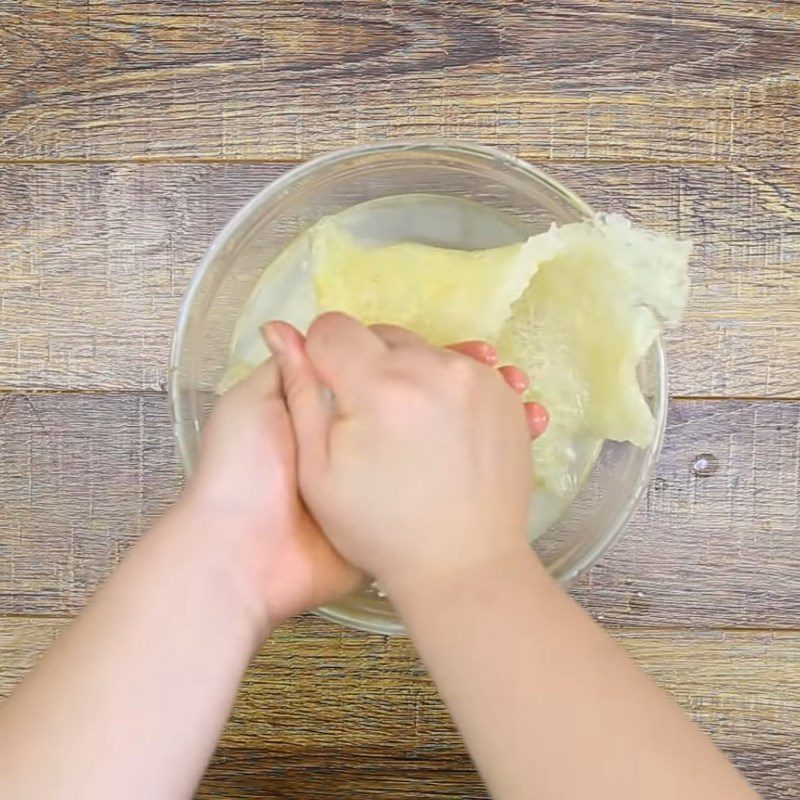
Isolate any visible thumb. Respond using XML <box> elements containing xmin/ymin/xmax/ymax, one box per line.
<box><xmin>261</xmin><ymin>321</ymin><xmax>330</xmax><ymax>474</ymax></box>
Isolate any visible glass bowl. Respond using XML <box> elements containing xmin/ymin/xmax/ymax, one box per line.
<box><xmin>169</xmin><ymin>141</ymin><xmax>667</xmax><ymax>636</ymax></box>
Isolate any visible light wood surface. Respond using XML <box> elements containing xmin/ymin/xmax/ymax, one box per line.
<box><xmin>0</xmin><ymin>2</ymin><xmax>798</xmax><ymax>798</ymax></box>
<box><xmin>1</xmin><ymin>616</ymin><xmax>798</xmax><ymax>799</ymax></box>
<box><xmin>0</xmin><ymin>2</ymin><xmax>798</xmax><ymax>164</ymax></box>
<box><xmin>1</xmin><ymin>163</ymin><xmax>798</xmax><ymax>395</ymax></box>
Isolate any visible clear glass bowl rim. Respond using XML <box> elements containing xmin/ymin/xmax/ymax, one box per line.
<box><xmin>168</xmin><ymin>139</ymin><xmax>668</xmax><ymax>636</ymax></box>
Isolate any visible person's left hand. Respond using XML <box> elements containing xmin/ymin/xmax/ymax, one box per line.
<box><xmin>177</xmin><ymin>328</ymin><xmax>361</xmax><ymax>636</ymax></box>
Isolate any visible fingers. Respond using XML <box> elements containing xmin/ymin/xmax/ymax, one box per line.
<box><xmin>304</xmin><ymin>313</ymin><xmax>386</xmax><ymax>413</ymax></box>
<box><xmin>446</xmin><ymin>340</ymin><xmax>531</xmax><ymax>398</ymax></box>
<box><xmin>524</xmin><ymin>402</ymin><xmax>549</xmax><ymax>439</ymax></box>
<box><xmin>440</xmin><ymin>341</ymin><xmax>549</xmax><ymax>439</ymax></box>
<box><xmin>448</xmin><ymin>349</ymin><xmax>543</xmax><ymax>437</ymax></box>
<box><xmin>447</xmin><ymin>340</ymin><xmax>498</xmax><ymax>366</ymax></box>
<box><xmin>276</xmin><ymin>314</ymin><xmax>549</xmax><ymax>440</ymax></box>
<box><xmin>499</xmin><ymin>365</ymin><xmax>529</xmax><ymax>394</ymax></box>
<box><xmin>369</xmin><ymin>324</ymin><xmax>427</xmax><ymax>349</ymax></box>
<box><xmin>367</xmin><ymin>326</ymin><xmax>547</xmax><ymax>437</ymax></box>
<box><xmin>368</xmin><ymin>330</ymin><xmax>500</xmax><ymax>367</ymax></box>
<box><xmin>363</xmin><ymin>328</ymin><xmax>529</xmax><ymax>398</ymax></box>
<box><xmin>445</xmin><ymin>344</ymin><xmax>529</xmax><ymax>397</ymax></box>
<box><xmin>261</xmin><ymin>321</ymin><xmax>330</xmax><ymax>468</ymax></box>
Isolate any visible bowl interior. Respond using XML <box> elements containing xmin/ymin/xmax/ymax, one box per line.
<box><xmin>170</xmin><ymin>142</ymin><xmax>666</xmax><ymax>635</ymax></box>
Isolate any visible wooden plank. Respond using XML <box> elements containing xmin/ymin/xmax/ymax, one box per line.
<box><xmin>0</xmin><ymin>392</ymin><xmax>798</xmax><ymax>627</ymax></box>
<box><xmin>1</xmin><ymin>615</ymin><xmax>798</xmax><ymax>798</ymax></box>
<box><xmin>0</xmin><ymin>1</ymin><xmax>798</xmax><ymax>164</ymax></box>
<box><xmin>1</xmin><ymin>162</ymin><xmax>798</xmax><ymax>396</ymax></box>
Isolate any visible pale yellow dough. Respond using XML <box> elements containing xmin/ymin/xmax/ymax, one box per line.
<box><xmin>312</xmin><ymin>219</ymin><xmax>558</xmax><ymax>344</ymax></box>
<box><xmin>497</xmin><ymin>215</ymin><xmax>690</xmax><ymax>493</ymax></box>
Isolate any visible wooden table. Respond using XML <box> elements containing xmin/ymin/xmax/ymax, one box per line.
<box><xmin>1</xmin><ymin>2</ymin><xmax>798</xmax><ymax>797</ymax></box>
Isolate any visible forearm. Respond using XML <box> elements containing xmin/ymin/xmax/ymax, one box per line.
<box><xmin>0</xmin><ymin>502</ymin><xmax>265</xmax><ymax>800</ymax></box>
<box><xmin>391</xmin><ymin>545</ymin><xmax>757</xmax><ymax>800</ymax></box>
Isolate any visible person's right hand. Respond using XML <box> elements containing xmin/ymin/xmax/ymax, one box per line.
<box><xmin>263</xmin><ymin>313</ymin><xmax>543</xmax><ymax>596</ymax></box>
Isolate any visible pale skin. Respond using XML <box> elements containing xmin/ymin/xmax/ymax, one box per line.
<box><xmin>0</xmin><ymin>312</ymin><xmax>756</xmax><ymax>800</ymax></box>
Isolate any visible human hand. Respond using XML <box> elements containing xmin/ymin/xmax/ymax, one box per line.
<box><xmin>264</xmin><ymin>313</ymin><xmax>544</xmax><ymax>597</ymax></box>
<box><xmin>178</xmin><ymin>350</ymin><xmax>361</xmax><ymax>634</ymax></box>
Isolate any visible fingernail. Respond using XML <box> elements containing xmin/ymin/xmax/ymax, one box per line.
<box><xmin>525</xmin><ymin>402</ymin><xmax>549</xmax><ymax>438</ymax></box>
<box><xmin>261</xmin><ymin>322</ymin><xmax>285</xmax><ymax>357</ymax></box>
<box><xmin>500</xmin><ymin>365</ymin><xmax>529</xmax><ymax>393</ymax></box>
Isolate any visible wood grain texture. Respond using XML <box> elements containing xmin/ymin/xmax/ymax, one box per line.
<box><xmin>1</xmin><ymin>615</ymin><xmax>798</xmax><ymax>798</ymax></box>
<box><xmin>1</xmin><ymin>392</ymin><xmax>798</xmax><ymax>627</ymax></box>
<box><xmin>1</xmin><ymin>162</ymin><xmax>798</xmax><ymax>396</ymax></box>
<box><xmin>0</xmin><ymin>1</ymin><xmax>798</xmax><ymax>163</ymax></box>
<box><xmin>0</xmin><ymin>2</ymin><xmax>797</xmax><ymax>796</ymax></box>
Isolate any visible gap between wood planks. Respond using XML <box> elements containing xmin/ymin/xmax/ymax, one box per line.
<box><xmin>1</xmin><ymin>611</ymin><xmax>798</xmax><ymax>633</ymax></box>
<box><xmin>2</xmin><ymin>389</ymin><xmax>799</xmax><ymax>403</ymax></box>
<box><xmin>0</xmin><ymin>156</ymin><xmax>753</xmax><ymax>166</ymax></box>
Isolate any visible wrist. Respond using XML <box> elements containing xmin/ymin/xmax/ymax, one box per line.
<box><xmin>383</xmin><ymin>538</ymin><xmax>547</xmax><ymax>618</ymax></box>
<box><xmin>163</xmin><ymin>497</ymin><xmax>276</xmax><ymax>648</ymax></box>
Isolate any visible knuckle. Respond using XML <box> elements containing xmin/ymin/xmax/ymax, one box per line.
<box><xmin>376</xmin><ymin>371</ymin><xmax>431</xmax><ymax>413</ymax></box>
<box><xmin>444</xmin><ymin>355</ymin><xmax>481</xmax><ymax>388</ymax></box>
<box><xmin>306</xmin><ymin>312</ymin><xmax>345</xmax><ymax>351</ymax></box>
